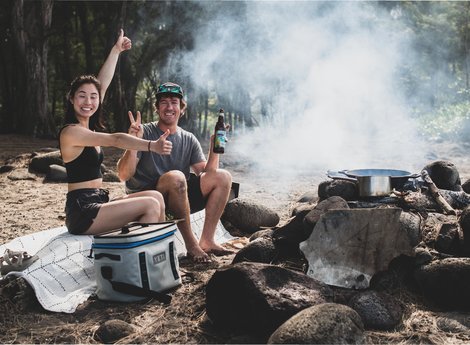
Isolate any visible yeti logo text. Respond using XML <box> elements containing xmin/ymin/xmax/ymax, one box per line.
<box><xmin>153</xmin><ymin>252</ymin><xmax>166</xmax><ymax>264</ymax></box>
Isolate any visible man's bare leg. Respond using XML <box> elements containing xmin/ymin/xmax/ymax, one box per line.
<box><xmin>157</xmin><ymin>171</ymin><xmax>210</xmax><ymax>262</ymax></box>
<box><xmin>198</xmin><ymin>169</ymin><xmax>232</xmax><ymax>254</ymax></box>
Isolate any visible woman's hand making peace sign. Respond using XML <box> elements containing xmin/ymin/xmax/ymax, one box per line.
<box><xmin>128</xmin><ymin>110</ymin><xmax>143</xmax><ymax>138</ymax></box>
<box><xmin>128</xmin><ymin>110</ymin><xmax>172</xmax><ymax>155</ymax></box>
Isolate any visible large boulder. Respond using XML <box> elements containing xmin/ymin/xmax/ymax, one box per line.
<box><xmin>272</xmin><ymin>214</ymin><xmax>308</xmax><ymax>246</ymax></box>
<box><xmin>423</xmin><ymin>160</ymin><xmax>462</xmax><ymax>191</ymax></box>
<box><xmin>206</xmin><ymin>262</ymin><xmax>333</xmax><ymax>336</ymax></box>
<box><xmin>303</xmin><ymin>196</ymin><xmax>349</xmax><ymax>231</ymax></box>
<box><xmin>222</xmin><ymin>198</ymin><xmax>280</xmax><ymax>234</ymax></box>
<box><xmin>272</xmin><ymin>196</ymin><xmax>349</xmax><ymax>247</ymax></box>
<box><xmin>414</xmin><ymin>257</ymin><xmax>470</xmax><ymax>310</ymax></box>
<box><xmin>45</xmin><ymin>164</ymin><xmax>67</xmax><ymax>183</ymax></box>
<box><xmin>268</xmin><ymin>303</ymin><xmax>365</xmax><ymax>344</ymax></box>
<box><xmin>435</xmin><ymin>223</ymin><xmax>461</xmax><ymax>256</ymax></box>
<box><xmin>7</xmin><ymin>169</ymin><xmax>36</xmax><ymax>181</ymax></box>
<box><xmin>296</xmin><ymin>191</ymin><xmax>318</xmax><ymax>204</ymax></box>
<box><xmin>29</xmin><ymin>150</ymin><xmax>63</xmax><ymax>174</ymax></box>
<box><xmin>232</xmin><ymin>237</ymin><xmax>278</xmax><ymax>264</ymax></box>
<box><xmin>318</xmin><ymin>180</ymin><xmax>358</xmax><ymax>201</ymax></box>
<box><xmin>462</xmin><ymin>179</ymin><xmax>470</xmax><ymax>194</ymax></box>
<box><xmin>349</xmin><ymin>290</ymin><xmax>402</xmax><ymax>330</ymax></box>
<box><xmin>399</xmin><ymin>211</ymin><xmax>422</xmax><ymax>247</ymax></box>
<box><xmin>95</xmin><ymin>319</ymin><xmax>135</xmax><ymax>343</ymax></box>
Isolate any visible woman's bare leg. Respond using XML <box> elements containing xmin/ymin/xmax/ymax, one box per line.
<box><xmin>84</xmin><ymin>195</ymin><xmax>162</xmax><ymax>235</ymax></box>
<box><xmin>116</xmin><ymin>190</ymin><xmax>166</xmax><ymax>222</ymax></box>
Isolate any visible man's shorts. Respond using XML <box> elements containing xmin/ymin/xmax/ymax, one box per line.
<box><xmin>187</xmin><ymin>173</ymin><xmax>207</xmax><ymax>214</ymax></box>
<box><xmin>65</xmin><ymin>188</ymin><xmax>109</xmax><ymax>234</ymax></box>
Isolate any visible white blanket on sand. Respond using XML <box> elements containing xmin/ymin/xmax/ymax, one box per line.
<box><xmin>0</xmin><ymin>211</ymin><xmax>233</xmax><ymax>313</ymax></box>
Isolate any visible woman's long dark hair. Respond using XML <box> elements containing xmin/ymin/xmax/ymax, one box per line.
<box><xmin>65</xmin><ymin>75</ymin><xmax>105</xmax><ymax>131</ymax></box>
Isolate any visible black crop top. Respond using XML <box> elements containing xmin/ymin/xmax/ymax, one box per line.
<box><xmin>64</xmin><ymin>146</ymin><xmax>104</xmax><ymax>183</ymax></box>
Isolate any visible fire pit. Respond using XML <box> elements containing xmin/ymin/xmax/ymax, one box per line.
<box><xmin>327</xmin><ymin>169</ymin><xmax>420</xmax><ymax>197</ymax></box>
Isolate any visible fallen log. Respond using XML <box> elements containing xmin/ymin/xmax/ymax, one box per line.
<box><xmin>402</xmin><ymin>189</ymin><xmax>470</xmax><ymax>212</ymax></box>
<box><xmin>421</xmin><ymin>170</ymin><xmax>456</xmax><ymax>215</ymax></box>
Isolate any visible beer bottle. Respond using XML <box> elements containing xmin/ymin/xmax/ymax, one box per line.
<box><xmin>213</xmin><ymin>108</ymin><xmax>226</xmax><ymax>154</ymax></box>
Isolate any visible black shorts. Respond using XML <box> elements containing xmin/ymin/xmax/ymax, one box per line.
<box><xmin>65</xmin><ymin>188</ymin><xmax>109</xmax><ymax>234</ymax></box>
<box><xmin>187</xmin><ymin>173</ymin><xmax>206</xmax><ymax>214</ymax></box>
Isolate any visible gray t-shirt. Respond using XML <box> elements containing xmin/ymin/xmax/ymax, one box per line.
<box><xmin>125</xmin><ymin>123</ymin><xmax>206</xmax><ymax>193</ymax></box>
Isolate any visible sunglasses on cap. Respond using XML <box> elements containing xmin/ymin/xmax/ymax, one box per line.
<box><xmin>156</xmin><ymin>83</ymin><xmax>184</xmax><ymax>97</ymax></box>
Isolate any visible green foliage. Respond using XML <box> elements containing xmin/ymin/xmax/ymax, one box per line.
<box><xmin>417</xmin><ymin>101</ymin><xmax>470</xmax><ymax>140</ymax></box>
<box><xmin>3</xmin><ymin>1</ymin><xmax>470</xmax><ymax>139</ymax></box>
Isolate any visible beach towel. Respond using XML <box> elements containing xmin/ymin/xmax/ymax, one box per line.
<box><xmin>0</xmin><ymin>210</ymin><xmax>234</xmax><ymax>313</ymax></box>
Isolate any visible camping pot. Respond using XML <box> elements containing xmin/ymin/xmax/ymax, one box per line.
<box><xmin>342</xmin><ymin>169</ymin><xmax>420</xmax><ymax>190</ymax></box>
<box><xmin>327</xmin><ymin>169</ymin><xmax>420</xmax><ymax>197</ymax></box>
<box><xmin>355</xmin><ymin>175</ymin><xmax>392</xmax><ymax>197</ymax></box>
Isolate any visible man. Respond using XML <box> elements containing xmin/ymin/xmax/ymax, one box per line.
<box><xmin>117</xmin><ymin>82</ymin><xmax>233</xmax><ymax>263</ymax></box>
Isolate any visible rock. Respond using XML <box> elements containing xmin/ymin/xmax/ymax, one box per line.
<box><xmin>45</xmin><ymin>164</ymin><xmax>67</xmax><ymax>183</ymax></box>
<box><xmin>414</xmin><ymin>257</ymin><xmax>470</xmax><ymax>310</ymax></box>
<box><xmin>29</xmin><ymin>150</ymin><xmax>63</xmax><ymax>174</ymax></box>
<box><xmin>7</xmin><ymin>169</ymin><xmax>36</xmax><ymax>181</ymax></box>
<box><xmin>226</xmin><ymin>334</ymin><xmax>264</xmax><ymax>344</ymax></box>
<box><xmin>0</xmin><ymin>165</ymin><xmax>14</xmax><ymax>173</ymax></box>
<box><xmin>232</xmin><ymin>237</ymin><xmax>278</xmax><ymax>264</ymax></box>
<box><xmin>300</xmin><ymin>208</ymin><xmax>414</xmax><ymax>289</ymax></box>
<box><xmin>0</xmin><ymin>276</ymin><xmax>39</xmax><ymax>311</ymax></box>
<box><xmin>369</xmin><ymin>255</ymin><xmax>416</xmax><ymax>291</ymax></box>
<box><xmin>318</xmin><ymin>180</ymin><xmax>358</xmax><ymax>201</ymax></box>
<box><xmin>462</xmin><ymin>179</ymin><xmax>470</xmax><ymax>194</ymax></box>
<box><xmin>435</xmin><ymin>223</ymin><xmax>460</xmax><ymax>255</ymax></box>
<box><xmin>296</xmin><ymin>191</ymin><xmax>318</xmax><ymax>204</ymax></box>
<box><xmin>349</xmin><ymin>290</ymin><xmax>402</xmax><ymax>330</ymax></box>
<box><xmin>95</xmin><ymin>319</ymin><xmax>135</xmax><ymax>343</ymax></box>
<box><xmin>421</xmin><ymin>212</ymin><xmax>457</xmax><ymax>246</ymax></box>
<box><xmin>206</xmin><ymin>262</ymin><xmax>333</xmax><ymax>336</ymax></box>
<box><xmin>272</xmin><ymin>197</ymin><xmax>349</xmax><ymax>249</ymax></box>
<box><xmin>35</xmin><ymin>147</ymin><xmax>59</xmax><ymax>153</ymax></box>
<box><xmin>303</xmin><ymin>196</ymin><xmax>349</xmax><ymax>231</ymax></box>
<box><xmin>423</xmin><ymin>160</ymin><xmax>462</xmax><ymax>191</ymax></box>
<box><xmin>222</xmin><ymin>198</ymin><xmax>280</xmax><ymax>234</ymax></box>
<box><xmin>291</xmin><ymin>202</ymin><xmax>316</xmax><ymax>217</ymax></box>
<box><xmin>399</xmin><ymin>211</ymin><xmax>422</xmax><ymax>247</ymax></box>
<box><xmin>249</xmin><ymin>229</ymin><xmax>274</xmax><ymax>241</ymax></box>
<box><xmin>268</xmin><ymin>303</ymin><xmax>365</xmax><ymax>344</ymax></box>
<box><xmin>459</xmin><ymin>206</ymin><xmax>470</xmax><ymax>254</ymax></box>
<box><xmin>414</xmin><ymin>246</ymin><xmax>433</xmax><ymax>265</ymax></box>
<box><xmin>272</xmin><ymin>214</ymin><xmax>309</xmax><ymax>245</ymax></box>
<box><xmin>436</xmin><ymin>312</ymin><xmax>470</xmax><ymax>334</ymax></box>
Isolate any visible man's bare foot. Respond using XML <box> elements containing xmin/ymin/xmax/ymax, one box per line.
<box><xmin>186</xmin><ymin>245</ymin><xmax>212</xmax><ymax>263</ymax></box>
<box><xmin>200</xmin><ymin>243</ymin><xmax>235</xmax><ymax>257</ymax></box>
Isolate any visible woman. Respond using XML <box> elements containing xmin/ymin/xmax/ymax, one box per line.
<box><xmin>59</xmin><ymin>29</ymin><xmax>172</xmax><ymax>235</ymax></box>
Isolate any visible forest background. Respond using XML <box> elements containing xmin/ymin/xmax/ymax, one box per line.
<box><xmin>1</xmin><ymin>0</ymin><xmax>470</xmax><ymax>156</ymax></box>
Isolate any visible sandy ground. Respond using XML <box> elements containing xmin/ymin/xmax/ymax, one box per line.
<box><xmin>0</xmin><ymin>134</ymin><xmax>320</xmax><ymax>344</ymax></box>
<box><xmin>2</xmin><ymin>133</ymin><xmax>470</xmax><ymax>343</ymax></box>
<box><xmin>0</xmin><ymin>134</ymin><xmax>319</xmax><ymax>243</ymax></box>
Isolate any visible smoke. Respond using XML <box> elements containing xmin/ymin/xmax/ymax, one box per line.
<box><xmin>177</xmin><ymin>2</ymin><xmax>428</xmax><ymax>176</ymax></box>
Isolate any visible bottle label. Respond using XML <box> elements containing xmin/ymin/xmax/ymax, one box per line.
<box><xmin>215</xmin><ymin>130</ymin><xmax>226</xmax><ymax>149</ymax></box>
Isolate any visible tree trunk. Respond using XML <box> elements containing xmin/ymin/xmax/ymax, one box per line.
<box><xmin>12</xmin><ymin>0</ymin><xmax>53</xmax><ymax>136</ymax></box>
<box><xmin>203</xmin><ymin>96</ymin><xmax>209</xmax><ymax>139</ymax></box>
<box><xmin>77</xmin><ymin>2</ymin><xmax>94</xmax><ymax>74</ymax></box>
